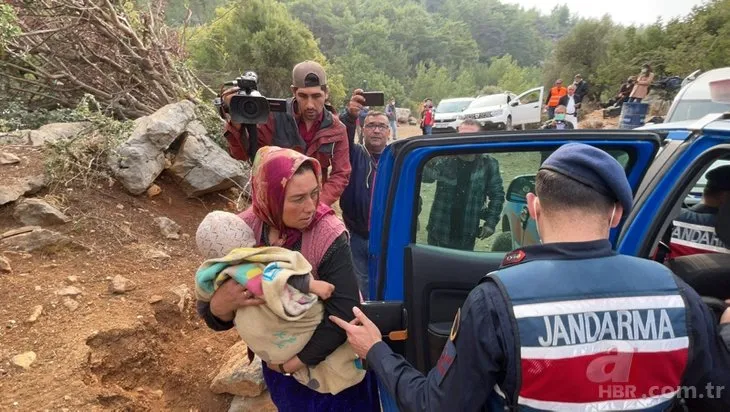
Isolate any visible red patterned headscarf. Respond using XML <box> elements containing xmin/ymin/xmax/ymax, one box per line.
<box><xmin>250</xmin><ymin>146</ymin><xmax>334</xmax><ymax>248</ymax></box>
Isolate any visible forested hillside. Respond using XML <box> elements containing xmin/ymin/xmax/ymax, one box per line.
<box><xmin>2</xmin><ymin>0</ymin><xmax>730</xmax><ymax>121</ymax></box>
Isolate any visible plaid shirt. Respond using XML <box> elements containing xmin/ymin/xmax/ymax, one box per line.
<box><xmin>423</xmin><ymin>155</ymin><xmax>505</xmax><ymax>249</ymax></box>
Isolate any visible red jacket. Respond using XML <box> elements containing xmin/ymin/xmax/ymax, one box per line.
<box><xmin>223</xmin><ymin>99</ymin><xmax>351</xmax><ymax>206</ymax></box>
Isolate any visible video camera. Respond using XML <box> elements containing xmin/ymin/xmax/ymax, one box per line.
<box><xmin>214</xmin><ymin>71</ymin><xmax>286</xmax><ymax>124</ymax></box>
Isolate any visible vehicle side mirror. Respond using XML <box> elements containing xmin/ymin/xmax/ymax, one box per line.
<box><xmin>510</xmin><ymin>100</ymin><xmax>519</xmax><ymax>107</ymax></box>
<box><xmin>506</xmin><ymin>175</ymin><xmax>536</xmax><ymax>203</ymax></box>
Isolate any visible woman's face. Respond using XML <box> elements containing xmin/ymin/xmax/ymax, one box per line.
<box><xmin>282</xmin><ymin>169</ymin><xmax>319</xmax><ymax>230</ymax></box>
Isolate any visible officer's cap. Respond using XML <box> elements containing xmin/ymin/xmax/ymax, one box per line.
<box><xmin>540</xmin><ymin>143</ymin><xmax>633</xmax><ymax>213</ymax></box>
<box><xmin>706</xmin><ymin>165</ymin><xmax>730</xmax><ymax>191</ymax></box>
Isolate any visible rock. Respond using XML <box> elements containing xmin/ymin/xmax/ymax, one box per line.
<box><xmin>0</xmin><ymin>152</ymin><xmax>21</xmax><ymax>165</ymax></box>
<box><xmin>210</xmin><ymin>342</ymin><xmax>266</xmax><ymax>397</ymax></box>
<box><xmin>0</xmin><ymin>174</ymin><xmax>46</xmax><ymax>205</ymax></box>
<box><xmin>29</xmin><ymin>122</ymin><xmax>90</xmax><ymax>146</ymax></box>
<box><xmin>395</xmin><ymin>107</ymin><xmax>411</xmax><ymax>124</ymax></box>
<box><xmin>34</xmin><ymin>285</ymin><xmax>42</xmax><ymax>291</ymax></box>
<box><xmin>228</xmin><ymin>392</ymin><xmax>276</xmax><ymax>412</ymax></box>
<box><xmin>0</xmin><ymin>226</ymin><xmax>74</xmax><ymax>253</ymax></box>
<box><xmin>154</xmin><ymin>216</ymin><xmax>181</xmax><ymax>240</ymax></box>
<box><xmin>148</xmin><ymin>295</ymin><xmax>164</xmax><ymax>304</ymax></box>
<box><xmin>146</xmin><ymin>249</ymin><xmax>170</xmax><ymax>260</ymax></box>
<box><xmin>27</xmin><ymin>305</ymin><xmax>43</xmax><ymax>323</ymax></box>
<box><xmin>166</xmin><ymin>121</ymin><xmax>250</xmax><ymax>197</ymax></box>
<box><xmin>108</xmin><ymin>101</ymin><xmax>197</xmax><ymax>195</ymax></box>
<box><xmin>0</xmin><ymin>130</ymin><xmax>31</xmax><ymax>146</ymax></box>
<box><xmin>62</xmin><ymin>297</ymin><xmax>79</xmax><ymax>312</ymax></box>
<box><xmin>170</xmin><ymin>284</ymin><xmax>191</xmax><ymax>312</ymax></box>
<box><xmin>66</xmin><ymin>275</ymin><xmax>79</xmax><ymax>283</ymax></box>
<box><xmin>109</xmin><ymin>275</ymin><xmax>135</xmax><ymax>294</ymax></box>
<box><xmin>116</xmin><ymin>203</ymin><xmax>124</xmax><ymax>210</ymax></box>
<box><xmin>57</xmin><ymin>286</ymin><xmax>83</xmax><ymax>297</ymax></box>
<box><xmin>205</xmin><ymin>347</ymin><xmax>213</xmax><ymax>354</ymax></box>
<box><xmin>0</xmin><ymin>255</ymin><xmax>11</xmax><ymax>273</ymax></box>
<box><xmin>151</xmin><ymin>390</ymin><xmax>164</xmax><ymax>399</ymax></box>
<box><xmin>11</xmin><ymin>351</ymin><xmax>37</xmax><ymax>369</ymax></box>
<box><xmin>13</xmin><ymin>198</ymin><xmax>70</xmax><ymax>226</ymax></box>
<box><xmin>147</xmin><ymin>184</ymin><xmax>162</xmax><ymax>198</ymax></box>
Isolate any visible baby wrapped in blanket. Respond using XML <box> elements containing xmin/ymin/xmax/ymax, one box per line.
<box><xmin>195</xmin><ymin>211</ymin><xmax>366</xmax><ymax>394</ymax></box>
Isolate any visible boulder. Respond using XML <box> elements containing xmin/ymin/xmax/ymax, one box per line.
<box><xmin>0</xmin><ymin>226</ymin><xmax>74</xmax><ymax>253</ymax></box>
<box><xmin>0</xmin><ymin>152</ymin><xmax>21</xmax><ymax>165</ymax></box>
<box><xmin>0</xmin><ymin>175</ymin><xmax>46</xmax><ymax>206</ymax></box>
<box><xmin>210</xmin><ymin>341</ymin><xmax>266</xmax><ymax>397</ymax></box>
<box><xmin>395</xmin><ymin>108</ymin><xmax>411</xmax><ymax>124</ymax></box>
<box><xmin>228</xmin><ymin>392</ymin><xmax>276</xmax><ymax>412</ymax></box>
<box><xmin>108</xmin><ymin>101</ymin><xmax>197</xmax><ymax>195</ymax></box>
<box><xmin>166</xmin><ymin>120</ymin><xmax>249</xmax><ymax>197</ymax></box>
<box><xmin>0</xmin><ymin>130</ymin><xmax>31</xmax><ymax>146</ymax></box>
<box><xmin>13</xmin><ymin>198</ymin><xmax>70</xmax><ymax>226</ymax></box>
<box><xmin>29</xmin><ymin>122</ymin><xmax>90</xmax><ymax>146</ymax></box>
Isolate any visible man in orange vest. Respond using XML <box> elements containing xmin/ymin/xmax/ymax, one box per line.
<box><xmin>544</xmin><ymin>79</ymin><xmax>567</xmax><ymax>119</ymax></box>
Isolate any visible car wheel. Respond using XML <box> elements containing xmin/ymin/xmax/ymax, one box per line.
<box><xmin>491</xmin><ymin>231</ymin><xmax>513</xmax><ymax>252</ymax></box>
<box><xmin>505</xmin><ymin>116</ymin><xmax>513</xmax><ymax>131</ymax></box>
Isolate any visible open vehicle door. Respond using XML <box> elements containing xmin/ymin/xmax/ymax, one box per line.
<box><xmin>363</xmin><ymin>130</ymin><xmax>661</xmax><ymax>411</ymax></box>
<box><xmin>509</xmin><ymin>86</ymin><xmax>544</xmax><ymax>127</ymax></box>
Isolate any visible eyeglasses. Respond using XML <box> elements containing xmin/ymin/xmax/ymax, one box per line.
<box><xmin>364</xmin><ymin>123</ymin><xmax>389</xmax><ymax>130</ymax></box>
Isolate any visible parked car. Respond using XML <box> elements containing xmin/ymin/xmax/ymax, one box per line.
<box><xmin>432</xmin><ymin>97</ymin><xmax>474</xmax><ymax>134</ymax></box>
<box><xmin>360</xmin><ymin>98</ymin><xmax>730</xmax><ymax>409</ymax></box>
<box><xmin>456</xmin><ymin>87</ymin><xmax>544</xmax><ymax>131</ymax></box>
<box><xmin>648</xmin><ymin>66</ymin><xmax>730</xmax><ymax>124</ymax></box>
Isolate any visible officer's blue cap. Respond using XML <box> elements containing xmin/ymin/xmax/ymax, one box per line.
<box><xmin>540</xmin><ymin>143</ymin><xmax>633</xmax><ymax>213</ymax></box>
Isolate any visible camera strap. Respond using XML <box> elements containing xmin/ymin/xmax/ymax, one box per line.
<box><xmin>243</xmin><ymin>123</ymin><xmax>259</xmax><ymax>162</ymax></box>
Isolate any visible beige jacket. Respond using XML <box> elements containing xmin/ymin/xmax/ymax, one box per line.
<box><xmin>630</xmin><ymin>72</ymin><xmax>655</xmax><ymax>99</ymax></box>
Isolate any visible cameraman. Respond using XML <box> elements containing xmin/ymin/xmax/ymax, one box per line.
<box><xmin>221</xmin><ymin>61</ymin><xmax>352</xmax><ymax>206</ymax></box>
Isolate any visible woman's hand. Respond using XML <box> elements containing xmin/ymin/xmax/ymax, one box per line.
<box><xmin>267</xmin><ymin>356</ymin><xmax>306</xmax><ymax>374</ymax></box>
<box><xmin>210</xmin><ymin>278</ymin><xmax>265</xmax><ymax>321</ymax></box>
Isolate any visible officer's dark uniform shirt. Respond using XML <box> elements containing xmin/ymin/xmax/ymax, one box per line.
<box><xmin>367</xmin><ymin>240</ymin><xmax>730</xmax><ymax>411</ymax></box>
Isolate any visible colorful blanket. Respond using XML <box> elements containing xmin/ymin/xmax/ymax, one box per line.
<box><xmin>194</xmin><ymin>246</ymin><xmax>365</xmax><ymax>394</ymax></box>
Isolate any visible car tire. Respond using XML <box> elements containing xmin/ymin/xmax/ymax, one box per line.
<box><xmin>505</xmin><ymin>116</ymin><xmax>513</xmax><ymax>131</ymax></box>
<box><xmin>491</xmin><ymin>231</ymin><xmax>513</xmax><ymax>252</ymax></box>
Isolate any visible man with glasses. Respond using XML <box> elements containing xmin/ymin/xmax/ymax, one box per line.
<box><xmin>339</xmin><ymin>90</ymin><xmax>391</xmax><ymax>298</ymax></box>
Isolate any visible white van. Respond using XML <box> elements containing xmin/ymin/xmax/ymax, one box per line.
<box><xmin>432</xmin><ymin>97</ymin><xmax>474</xmax><ymax>133</ymax></box>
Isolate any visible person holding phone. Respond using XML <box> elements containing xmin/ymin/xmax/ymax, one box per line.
<box><xmin>220</xmin><ymin>60</ymin><xmax>356</xmax><ymax>206</ymax></box>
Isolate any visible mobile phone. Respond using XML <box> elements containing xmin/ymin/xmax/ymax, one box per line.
<box><xmin>362</xmin><ymin>91</ymin><xmax>385</xmax><ymax>107</ymax></box>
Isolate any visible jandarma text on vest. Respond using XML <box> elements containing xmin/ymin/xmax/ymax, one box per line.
<box><xmin>537</xmin><ymin>309</ymin><xmax>675</xmax><ymax>347</ymax></box>
<box><xmin>672</xmin><ymin>222</ymin><xmax>728</xmax><ymax>249</ymax></box>
<box><xmin>598</xmin><ymin>383</ymin><xmax>725</xmax><ymax>400</ymax></box>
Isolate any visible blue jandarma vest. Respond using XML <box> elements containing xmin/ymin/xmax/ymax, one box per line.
<box><xmin>485</xmin><ymin>253</ymin><xmax>691</xmax><ymax>411</ymax></box>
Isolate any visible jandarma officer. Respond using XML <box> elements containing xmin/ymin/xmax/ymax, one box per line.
<box><xmin>331</xmin><ymin>142</ymin><xmax>730</xmax><ymax>412</ymax></box>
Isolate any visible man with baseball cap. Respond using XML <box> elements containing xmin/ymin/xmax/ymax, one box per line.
<box><xmin>331</xmin><ymin>143</ymin><xmax>730</xmax><ymax>411</ymax></box>
<box><xmin>669</xmin><ymin>164</ymin><xmax>730</xmax><ymax>258</ymax></box>
<box><xmin>222</xmin><ymin>60</ymin><xmax>352</xmax><ymax>206</ymax></box>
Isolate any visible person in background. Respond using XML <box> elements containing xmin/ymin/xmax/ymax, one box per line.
<box><xmin>540</xmin><ymin>105</ymin><xmax>574</xmax><ymax>130</ymax></box>
<box><xmin>385</xmin><ymin>98</ymin><xmax>397</xmax><ymax>140</ymax></box>
<box><xmin>558</xmin><ymin>85</ymin><xmax>580</xmax><ymax>129</ymax></box>
<box><xmin>339</xmin><ymin>91</ymin><xmax>390</xmax><ymax>298</ymax></box>
<box><xmin>544</xmin><ymin>79</ymin><xmax>567</xmax><ymax>119</ymax></box>
<box><xmin>605</xmin><ymin>76</ymin><xmax>636</xmax><ymax>108</ymax></box>
<box><xmin>422</xmin><ymin>118</ymin><xmax>505</xmax><ymax>250</ymax></box>
<box><xmin>629</xmin><ymin>64</ymin><xmax>655</xmax><ymax>103</ymax></box>
<box><xmin>573</xmin><ymin>74</ymin><xmax>589</xmax><ymax>102</ymax></box>
<box><xmin>220</xmin><ymin>60</ymin><xmax>351</xmax><ymax>206</ymax></box>
<box><xmin>420</xmin><ymin>99</ymin><xmax>435</xmax><ymax>135</ymax></box>
<box><xmin>669</xmin><ymin>165</ymin><xmax>730</xmax><ymax>258</ymax></box>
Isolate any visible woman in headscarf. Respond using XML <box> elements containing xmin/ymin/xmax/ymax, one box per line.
<box><xmin>197</xmin><ymin>146</ymin><xmax>380</xmax><ymax>411</ymax></box>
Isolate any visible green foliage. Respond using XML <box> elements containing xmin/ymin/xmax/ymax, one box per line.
<box><xmin>0</xmin><ymin>102</ymin><xmax>85</xmax><ymax>132</ymax></box>
<box><xmin>0</xmin><ymin>3</ymin><xmax>20</xmax><ymax>50</ymax></box>
<box><xmin>187</xmin><ymin>0</ymin><xmax>344</xmax><ymax>103</ymax></box>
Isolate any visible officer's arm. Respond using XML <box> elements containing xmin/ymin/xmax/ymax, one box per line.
<box><xmin>366</xmin><ymin>285</ymin><xmax>505</xmax><ymax>411</ymax></box>
<box><xmin>674</xmin><ymin>277</ymin><xmax>730</xmax><ymax>410</ymax></box>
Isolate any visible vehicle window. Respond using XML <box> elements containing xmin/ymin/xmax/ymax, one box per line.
<box><xmin>667</xmin><ymin>100</ymin><xmax>730</xmax><ymax>122</ymax></box>
<box><xmin>415</xmin><ymin>148</ymin><xmax>632</xmax><ymax>253</ymax></box>
<box><xmin>518</xmin><ymin>90</ymin><xmax>541</xmax><ymax>106</ymax></box>
<box><xmin>436</xmin><ymin>100</ymin><xmax>473</xmax><ymax>113</ymax></box>
<box><xmin>470</xmin><ymin>95</ymin><xmax>507</xmax><ymax>108</ymax></box>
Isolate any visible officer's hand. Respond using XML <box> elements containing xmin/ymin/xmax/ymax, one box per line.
<box><xmin>347</xmin><ymin>89</ymin><xmax>366</xmax><ymax>119</ymax></box>
<box><xmin>479</xmin><ymin>225</ymin><xmax>495</xmax><ymax>239</ymax></box>
<box><xmin>329</xmin><ymin>307</ymin><xmax>382</xmax><ymax>359</ymax></box>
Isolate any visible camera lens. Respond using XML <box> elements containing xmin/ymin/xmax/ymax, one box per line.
<box><xmin>243</xmin><ymin>101</ymin><xmax>258</xmax><ymax>116</ymax></box>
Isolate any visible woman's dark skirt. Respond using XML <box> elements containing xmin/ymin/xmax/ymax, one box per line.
<box><xmin>262</xmin><ymin>362</ymin><xmax>382</xmax><ymax>411</ymax></box>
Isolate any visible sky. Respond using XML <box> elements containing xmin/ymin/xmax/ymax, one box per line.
<box><xmin>502</xmin><ymin>0</ymin><xmax>708</xmax><ymax>26</ymax></box>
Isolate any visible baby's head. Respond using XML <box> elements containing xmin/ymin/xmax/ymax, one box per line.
<box><xmin>196</xmin><ymin>211</ymin><xmax>257</xmax><ymax>259</ymax></box>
